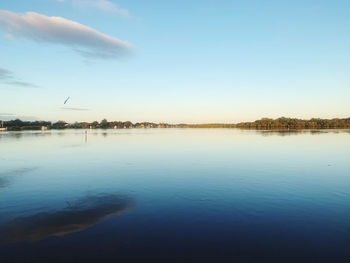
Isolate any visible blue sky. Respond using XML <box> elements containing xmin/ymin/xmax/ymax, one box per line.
<box><xmin>0</xmin><ymin>0</ymin><xmax>349</xmax><ymax>123</ymax></box>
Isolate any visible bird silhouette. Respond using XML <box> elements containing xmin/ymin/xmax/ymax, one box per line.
<box><xmin>64</xmin><ymin>97</ymin><xmax>70</xmax><ymax>104</ymax></box>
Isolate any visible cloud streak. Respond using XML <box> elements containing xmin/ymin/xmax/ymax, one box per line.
<box><xmin>0</xmin><ymin>67</ymin><xmax>12</xmax><ymax>79</ymax></box>
<box><xmin>72</xmin><ymin>0</ymin><xmax>130</xmax><ymax>17</ymax></box>
<box><xmin>0</xmin><ymin>10</ymin><xmax>134</xmax><ymax>59</ymax></box>
<box><xmin>0</xmin><ymin>67</ymin><xmax>39</xmax><ymax>88</ymax></box>
<box><xmin>5</xmin><ymin>81</ymin><xmax>39</xmax><ymax>88</ymax></box>
<box><xmin>0</xmin><ymin>115</ymin><xmax>39</xmax><ymax>121</ymax></box>
<box><xmin>60</xmin><ymin>107</ymin><xmax>91</xmax><ymax>111</ymax></box>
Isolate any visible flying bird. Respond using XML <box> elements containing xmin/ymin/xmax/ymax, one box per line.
<box><xmin>64</xmin><ymin>97</ymin><xmax>70</xmax><ymax>104</ymax></box>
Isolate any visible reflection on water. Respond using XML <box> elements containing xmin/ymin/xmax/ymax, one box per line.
<box><xmin>0</xmin><ymin>129</ymin><xmax>350</xmax><ymax>262</ymax></box>
<box><xmin>62</xmin><ymin>143</ymin><xmax>84</xmax><ymax>148</ymax></box>
<box><xmin>0</xmin><ymin>167</ymin><xmax>38</xmax><ymax>190</ymax></box>
<box><xmin>0</xmin><ymin>167</ymin><xmax>38</xmax><ymax>177</ymax></box>
<box><xmin>0</xmin><ymin>177</ymin><xmax>9</xmax><ymax>189</ymax></box>
<box><xmin>258</xmin><ymin>129</ymin><xmax>338</xmax><ymax>136</ymax></box>
<box><xmin>0</xmin><ymin>128</ymin><xmax>348</xmax><ymax>140</ymax></box>
<box><xmin>0</xmin><ymin>194</ymin><xmax>133</xmax><ymax>244</ymax></box>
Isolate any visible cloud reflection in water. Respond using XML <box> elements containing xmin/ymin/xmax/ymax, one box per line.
<box><xmin>0</xmin><ymin>177</ymin><xmax>9</xmax><ymax>189</ymax></box>
<box><xmin>0</xmin><ymin>167</ymin><xmax>39</xmax><ymax>190</ymax></box>
<box><xmin>0</xmin><ymin>194</ymin><xmax>134</xmax><ymax>244</ymax></box>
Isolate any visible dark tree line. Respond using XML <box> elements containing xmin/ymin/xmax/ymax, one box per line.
<box><xmin>234</xmin><ymin>117</ymin><xmax>350</xmax><ymax>130</ymax></box>
<box><xmin>1</xmin><ymin>119</ymin><xmax>175</xmax><ymax>131</ymax></box>
<box><xmin>3</xmin><ymin>119</ymin><xmax>52</xmax><ymax>130</ymax></box>
<box><xmin>1</xmin><ymin>117</ymin><xmax>350</xmax><ymax>131</ymax></box>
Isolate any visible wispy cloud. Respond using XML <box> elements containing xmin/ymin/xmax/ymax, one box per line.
<box><xmin>60</xmin><ymin>107</ymin><xmax>91</xmax><ymax>111</ymax></box>
<box><xmin>54</xmin><ymin>0</ymin><xmax>130</xmax><ymax>17</ymax></box>
<box><xmin>5</xmin><ymin>81</ymin><xmax>39</xmax><ymax>88</ymax></box>
<box><xmin>0</xmin><ymin>67</ymin><xmax>39</xmax><ymax>88</ymax></box>
<box><xmin>0</xmin><ymin>114</ymin><xmax>38</xmax><ymax>121</ymax></box>
<box><xmin>0</xmin><ymin>10</ymin><xmax>133</xmax><ymax>59</ymax></box>
<box><xmin>0</xmin><ymin>67</ymin><xmax>12</xmax><ymax>79</ymax></box>
<box><xmin>72</xmin><ymin>0</ymin><xmax>130</xmax><ymax>17</ymax></box>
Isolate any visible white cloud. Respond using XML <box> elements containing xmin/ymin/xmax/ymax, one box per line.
<box><xmin>0</xmin><ymin>10</ymin><xmax>134</xmax><ymax>59</ymax></box>
<box><xmin>72</xmin><ymin>0</ymin><xmax>130</xmax><ymax>17</ymax></box>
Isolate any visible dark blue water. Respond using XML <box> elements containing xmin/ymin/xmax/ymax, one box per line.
<box><xmin>0</xmin><ymin>129</ymin><xmax>350</xmax><ymax>262</ymax></box>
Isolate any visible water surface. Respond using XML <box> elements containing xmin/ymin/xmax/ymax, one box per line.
<box><xmin>0</xmin><ymin>129</ymin><xmax>350</xmax><ymax>262</ymax></box>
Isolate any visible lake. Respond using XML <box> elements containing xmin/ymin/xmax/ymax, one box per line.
<box><xmin>0</xmin><ymin>129</ymin><xmax>350</xmax><ymax>262</ymax></box>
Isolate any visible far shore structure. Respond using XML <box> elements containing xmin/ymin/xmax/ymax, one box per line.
<box><xmin>0</xmin><ymin>121</ymin><xmax>7</xmax><ymax>131</ymax></box>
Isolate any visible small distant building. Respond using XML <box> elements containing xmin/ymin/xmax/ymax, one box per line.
<box><xmin>41</xmin><ymin>126</ymin><xmax>48</xmax><ymax>131</ymax></box>
<box><xmin>0</xmin><ymin>121</ymin><xmax>7</xmax><ymax>131</ymax></box>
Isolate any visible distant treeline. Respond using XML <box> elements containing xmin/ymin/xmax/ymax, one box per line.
<box><xmin>1</xmin><ymin>117</ymin><xmax>350</xmax><ymax>131</ymax></box>
<box><xmin>234</xmin><ymin>117</ymin><xmax>350</xmax><ymax>130</ymax></box>
<box><xmin>2</xmin><ymin>119</ymin><xmax>175</xmax><ymax>131</ymax></box>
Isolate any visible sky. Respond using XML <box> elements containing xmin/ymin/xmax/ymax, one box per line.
<box><xmin>0</xmin><ymin>0</ymin><xmax>349</xmax><ymax>123</ymax></box>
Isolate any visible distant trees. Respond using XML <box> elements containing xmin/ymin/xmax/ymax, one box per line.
<box><xmin>100</xmin><ymin>119</ymin><xmax>109</xmax><ymax>128</ymax></box>
<box><xmin>124</xmin><ymin>121</ymin><xmax>133</xmax><ymax>128</ymax></box>
<box><xmin>3</xmin><ymin>119</ymin><xmax>52</xmax><ymax>130</ymax></box>
<box><xmin>1</xmin><ymin>117</ymin><xmax>350</xmax><ymax>131</ymax></box>
<box><xmin>52</xmin><ymin>121</ymin><xmax>67</xmax><ymax>129</ymax></box>
<box><xmin>70</xmin><ymin>122</ymin><xmax>89</xmax><ymax>129</ymax></box>
<box><xmin>234</xmin><ymin>117</ymin><xmax>350</xmax><ymax>130</ymax></box>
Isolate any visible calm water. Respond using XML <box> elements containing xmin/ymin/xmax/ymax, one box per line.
<box><xmin>0</xmin><ymin>129</ymin><xmax>350</xmax><ymax>262</ymax></box>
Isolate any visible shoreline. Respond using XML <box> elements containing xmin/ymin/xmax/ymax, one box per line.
<box><xmin>1</xmin><ymin>117</ymin><xmax>350</xmax><ymax>131</ymax></box>
<box><xmin>2</xmin><ymin>127</ymin><xmax>350</xmax><ymax>132</ymax></box>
